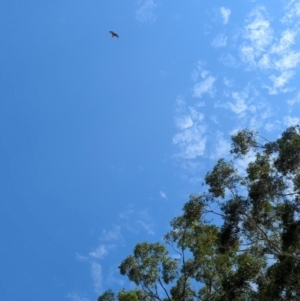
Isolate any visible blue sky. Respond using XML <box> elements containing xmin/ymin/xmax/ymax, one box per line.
<box><xmin>1</xmin><ymin>0</ymin><xmax>300</xmax><ymax>300</ymax></box>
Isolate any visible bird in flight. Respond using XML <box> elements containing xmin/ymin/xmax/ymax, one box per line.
<box><xmin>109</xmin><ymin>31</ymin><xmax>119</xmax><ymax>38</ymax></box>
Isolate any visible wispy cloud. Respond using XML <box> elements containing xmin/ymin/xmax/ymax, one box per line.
<box><xmin>100</xmin><ymin>225</ymin><xmax>122</xmax><ymax>242</ymax></box>
<box><xmin>89</xmin><ymin>245</ymin><xmax>110</xmax><ymax>259</ymax></box>
<box><xmin>235</xmin><ymin>150</ymin><xmax>257</xmax><ymax>177</ymax></box>
<box><xmin>284</xmin><ymin>115</ymin><xmax>300</xmax><ymax>127</ymax></box>
<box><xmin>220</xmin><ymin>7</ymin><xmax>231</xmax><ymax>24</ymax></box>
<box><xmin>223</xmin><ymin>77</ymin><xmax>234</xmax><ymax>87</ymax></box>
<box><xmin>240</xmin><ymin>6</ymin><xmax>273</xmax><ymax>67</ymax></box>
<box><xmin>76</xmin><ymin>243</ymin><xmax>114</xmax><ymax>263</ymax></box>
<box><xmin>75</xmin><ymin>238</ymin><xmax>116</xmax><ymax>296</ymax></box>
<box><xmin>274</xmin><ymin>51</ymin><xmax>300</xmax><ymax>71</ymax></box>
<box><xmin>211</xmin><ymin>33</ymin><xmax>227</xmax><ymax>48</ymax></box>
<box><xmin>105</xmin><ymin>266</ymin><xmax>125</xmax><ymax>287</ymax></box>
<box><xmin>175</xmin><ymin>114</ymin><xmax>193</xmax><ymax>130</ymax></box>
<box><xmin>173</xmin><ymin>97</ymin><xmax>207</xmax><ymax>159</ymax></box>
<box><xmin>264</xmin><ymin>120</ymin><xmax>281</xmax><ymax>132</ymax></box>
<box><xmin>172</xmin><ymin>1</ymin><xmax>300</xmax><ymax>184</ymax></box>
<box><xmin>216</xmin><ymin>89</ymin><xmax>256</xmax><ymax>118</ymax></box>
<box><xmin>287</xmin><ymin>92</ymin><xmax>300</xmax><ymax>106</ymax></box>
<box><xmin>119</xmin><ymin>206</ymin><xmax>155</xmax><ymax>235</ymax></box>
<box><xmin>236</xmin><ymin>5</ymin><xmax>300</xmax><ymax>94</ymax></box>
<box><xmin>270</xmin><ymin>29</ymin><xmax>296</xmax><ymax>55</ymax></box>
<box><xmin>136</xmin><ymin>0</ymin><xmax>157</xmax><ymax>24</ymax></box>
<box><xmin>173</xmin><ymin>125</ymin><xmax>207</xmax><ymax>159</ymax></box>
<box><xmin>210</xmin><ymin>131</ymin><xmax>231</xmax><ymax>160</ymax></box>
<box><xmin>246</xmin><ymin>7</ymin><xmax>273</xmax><ymax>51</ymax></box>
<box><xmin>91</xmin><ymin>261</ymin><xmax>103</xmax><ymax>294</ymax></box>
<box><xmin>192</xmin><ymin>61</ymin><xmax>216</xmax><ymax>98</ymax></box>
<box><xmin>220</xmin><ymin>53</ymin><xmax>239</xmax><ymax>68</ymax></box>
<box><xmin>159</xmin><ymin>191</ymin><xmax>168</xmax><ymax>200</ymax></box>
<box><xmin>282</xmin><ymin>0</ymin><xmax>300</xmax><ymax>24</ymax></box>
<box><xmin>74</xmin><ymin>207</ymin><xmax>155</xmax><ymax>299</ymax></box>
<box><xmin>266</xmin><ymin>70</ymin><xmax>294</xmax><ymax>95</ymax></box>
<box><xmin>192</xmin><ymin>71</ymin><xmax>216</xmax><ymax>98</ymax></box>
<box><xmin>137</xmin><ymin>220</ymin><xmax>154</xmax><ymax>235</ymax></box>
<box><xmin>75</xmin><ymin>253</ymin><xmax>89</xmax><ymax>262</ymax></box>
<box><xmin>66</xmin><ymin>293</ymin><xmax>90</xmax><ymax>301</ymax></box>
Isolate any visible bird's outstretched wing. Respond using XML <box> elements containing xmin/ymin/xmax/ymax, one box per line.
<box><xmin>109</xmin><ymin>31</ymin><xmax>119</xmax><ymax>38</ymax></box>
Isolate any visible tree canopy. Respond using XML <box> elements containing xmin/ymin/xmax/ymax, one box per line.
<box><xmin>98</xmin><ymin>125</ymin><xmax>300</xmax><ymax>301</ymax></box>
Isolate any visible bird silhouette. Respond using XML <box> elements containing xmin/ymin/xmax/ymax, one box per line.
<box><xmin>109</xmin><ymin>31</ymin><xmax>119</xmax><ymax>38</ymax></box>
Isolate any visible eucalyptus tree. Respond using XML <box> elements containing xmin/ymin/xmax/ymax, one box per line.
<box><xmin>98</xmin><ymin>125</ymin><xmax>300</xmax><ymax>301</ymax></box>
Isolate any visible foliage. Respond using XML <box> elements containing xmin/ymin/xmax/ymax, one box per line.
<box><xmin>98</xmin><ymin>126</ymin><xmax>300</xmax><ymax>301</ymax></box>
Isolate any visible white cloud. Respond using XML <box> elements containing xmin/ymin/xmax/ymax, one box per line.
<box><xmin>172</xmin><ymin>2</ymin><xmax>300</xmax><ymax>180</ymax></box>
<box><xmin>91</xmin><ymin>261</ymin><xmax>102</xmax><ymax>294</ymax></box>
<box><xmin>159</xmin><ymin>191</ymin><xmax>168</xmax><ymax>200</ymax></box>
<box><xmin>105</xmin><ymin>266</ymin><xmax>125</xmax><ymax>287</ymax></box>
<box><xmin>192</xmin><ymin>76</ymin><xmax>216</xmax><ymax>98</ymax></box>
<box><xmin>217</xmin><ymin>90</ymin><xmax>254</xmax><ymax>117</ymax></box>
<box><xmin>89</xmin><ymin>245</ymin><xmax>109</xmax><ymax>259</ymax></box>
<box><xmin>244</xmin><ymin>6</ymin><xmax>273</xmax><ymax>52</ymax></box>
<box><xmin>240</xmin><ymin>6</ymin><xmax>273</xmax><ymax>68</ymax></box>
<box><xmin>282</xmin><ymin>0</ymin><xmax>300</xmax><ymax>23</ymax></box>
<box><xmin>177</xmin><ymin>160</ymin><xmax>204</xmax><ymax>175</ymax></box>
<box><xmin>210</xmin><ymin>131</ymin><xmax>231</xmax><ymax>160</ymax></box>
<box><xmin>240</xmin><ymin>45</ymin><xmax>256</xmax><ymax>67</ymax></box>
<box><xmin>235</xmin><ymin>150</ymin><xmax>257</xmax><ymax>177</ymax></box>
<box><xmin>173</xmin><ymin>97</ymin><xmax>207</xmax><ymax>159</ymax></box>
<box><xmin>191</xmin><ymin>61</ymin><xmax>209</xmax><ymax>82</ymax></box>
<box><xmin>220</xmin><ymin>7</ymin><xmax>231</xmax><ymax>24</ymax></box>
<box><xmin>66</xmin><ymin>293</ymin><xmax>90</xmax><ymax>301</ymax></box>
<box><xmin>195</xmin><ymin>101</ymin><xmax>205</xmax><ymax>107</ymax></box>
<box><xmin>259</xmin><ymin>105</ymin><xmax>272</xmax><ymax>120</ymax></box>
<box><xmin>264</xmin><ymin>121</ymin><xmax>281</xmax><ymax>132</ymax></box>
<box><xmin>220</xmin><ymin>53</ymin><xmax>239</xmax><ymax>68</ymax></box>
<box><xmin>175</xmin><ymin>114</ymin><xmax>193</xmax><ymax>130</ymax></box>
<box><xmin>174</xmin><ymin>62</ymin><xmax>221</xmax><ymax>162</ymax></box>
<box><xmin>266</xmin><ymin>70</ymin><xmax>294</xmax><ymax>95</ymax></box>
<box><xmin>284</xmin><ymin>116</ymin><xmax>300</xmax><ymax>127</ymax></box>
<box><xmin>100</xmin><ymin>226</ymin><xmax>122</xmax><ymax>242</ymax></box>
<box><xmin>75</xmin><ymin>243</ymin><xmax>115</xmax><ymax>296</ymax></box>
<box><xmin>270</xmin><ymin>29</ymin><xmax>296</xmax><ymax>54</ymax></box>
<box><xmin>211</xmin><ymin>33</ymin><xmax>227</xmax><ymax>48</ymax></box>
<box><xmin>74</xmin><ymin>208</ymin><xmax>158</xmax><ymax>299</ymax></box>
<box><xmin>189</xmin><ymin>106</ymin><xmax>204</xmax><ymax>121</ymax></box>
<box><xmin>136</xmin><ymin>220</ymin><xmax>154</xmax><ymax>235</ymax></box>
<box><xmin>137</xmin><ymin>210</ymin><xmax>154</xmax><ymax>235</ymax></box>
<box><xmin>258</xmin><ymin>54</ymin><xmax>272</xmax><ymax>69</ymax></box>
<box><xmin>118</xmin><ymin>207</ymin><xmax>134</xmax><ymax>221</ymax></box>
<box><xmin>287</xmin><ymin>92</ymin><xmax>300</xmax><ymax>106</ymax></box>
<box><xmin>173</xmin><ymin>123</ymin><xmax>206</xmax><ymax>159</ymax></box>
<box><xmin>75</xmin><ymin>253</ymin><xmax>89</xmax><ymax>262</ymax></box>
<box><xmin>119</xmin><ymin>206</ymin><xmax>154</xmax><ymax>235</ymax></box>
<box><xmin>136</xmin><ymin>0</ymin><xmax>157</xmax><ymax>23</ymax></box>
<box><xmin>263</xmin><ymin>29</ymin><xmax>300</xmax><ymax>93</ymax></box>
<box><xmin>249</xmin><ymin>116</ymin><xmax>262</xmax><ymax>129</ymax></box>
<box><xmin>174</xmin><ymin>132</ymin><xmax>206</xmax><ymax>159</ymax></box>
<box><xmin>210</xmin><ymin>115</ymin><xmax>219</xmax><ymax>124</ymax></box>
<box><xmin>227</xmin><ymin>99</ymin><xmax>247</xmax><ymax>116</ymax></box>
<box><xmin>274</xmin><ymin>51</ymin><xmax>300</xmax><ymax>71</ymax></box>
<box><xmin>239</xmin><ymin>6</ymin><xmax>300</xmax><ymax>92</ymax></box>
